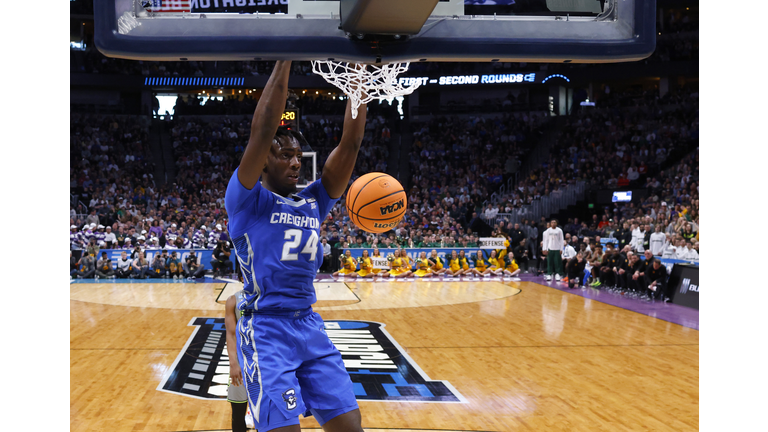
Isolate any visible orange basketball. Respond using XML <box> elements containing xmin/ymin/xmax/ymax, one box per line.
<box><xmin>345</xmin><ymin>172</ymin><xmax>407</xmax><ymax>233</ymax></box>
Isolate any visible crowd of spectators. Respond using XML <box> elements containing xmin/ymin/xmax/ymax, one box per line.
<box><xmin>477</xmin><ymin>85</ymin><xmax>698</xmax><ymax>223</ymax></box>
<box><xmin>70</xmin><ymin>84</ymin><xmax>698</xmax><ymax>286</ymax></box>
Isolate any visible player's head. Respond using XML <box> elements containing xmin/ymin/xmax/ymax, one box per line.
<box><xmin>262</xmin><ymin>126</ymin><xmax>308</xmax><ymax>196</ymax></box>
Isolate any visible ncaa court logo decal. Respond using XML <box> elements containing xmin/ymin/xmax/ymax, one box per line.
<box><xmin>157</xmin><ymin>318</ymin><xmax>465</xmax><ymax>403</ymax></box>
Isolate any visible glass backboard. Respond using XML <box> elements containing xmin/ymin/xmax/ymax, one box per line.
<box><xmin>96</xmin><ymin>0</ymin><xmax>655</xmax><ymax>63</ymax></box>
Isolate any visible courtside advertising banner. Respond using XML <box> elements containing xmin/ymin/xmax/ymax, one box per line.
<box><xmin>97</xmin><ymin>249</ymin><xmax>217</xmax><ymax>270</ymax></box>
<box><xmin>669</xmin><ymin>264</ymin><xmax>699</xmax><ymax>310</ymax></box>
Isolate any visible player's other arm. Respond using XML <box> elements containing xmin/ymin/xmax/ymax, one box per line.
<box><xmin>224</xmin><ymin>295</ymin><xmax>242</xmax><ymax>387</ymax></box>
<box><xmin>321</xmin><ymin>97</ymin><xmax>368</xmax><ymax>199</ymax></box>
<box><xmin>237</xmin><ymin>61</ymin><xmax>292</xmax><ymax>190</ymax></box>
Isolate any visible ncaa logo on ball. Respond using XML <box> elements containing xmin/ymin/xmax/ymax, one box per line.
<box><xmin>379</xmin><ymin>199</ymin><xmax>404</xmax><ymax>216</ymax></box>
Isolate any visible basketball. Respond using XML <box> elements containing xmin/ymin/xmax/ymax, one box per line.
<box><xmin>346</xmin><ymin>173</ymin><xmax>407</xmax><ymax>233</ymax></box>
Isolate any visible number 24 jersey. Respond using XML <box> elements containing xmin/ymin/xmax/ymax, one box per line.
<box><xmin>225</xmin><ymin>169</ymin><xmax>338</xmax><ymax>312</ymax></box>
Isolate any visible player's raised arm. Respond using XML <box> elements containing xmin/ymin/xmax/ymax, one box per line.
<box><xmin>224</xmin><ymin>295</ymin><xmax>242</xmax><ymax>387</ymax></box>
<box><xmin>321</xmin><ymin>96</ymin><xmax>367</xmax><ymax>199</ymax></box>
<box><xmin>237</xmin><ymin>61</ymin><xmax>292</xmax><ymax>190</ymax></box>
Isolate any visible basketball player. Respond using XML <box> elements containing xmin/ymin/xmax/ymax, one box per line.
<box><xmin>225</xmin><ymin>60</ymin><xmax>365</xmax><ymax>432</ymax></box>
<box><xmin>225</xmin><ymin>292</ymin><xmax>249</xmax><ymax>432</ymax></box>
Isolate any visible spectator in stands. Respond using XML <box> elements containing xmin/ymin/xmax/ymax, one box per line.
<box><xmin>565</xmin><ymin>252</ymin><xmax>586</xmax><ymax>289</ymax></box>
<box><xmin>615</xmin><ymin>251</ymin><xmax>632</xmax><ymax>290</ymax></box>
<box><xmin>586</xmin><ymin>244</ymin><xmax>603</xmax><ymax>285</ymax></box>
<box><xmin>116</xmin><ymin>251</ymin><xmax>133</xmax><ymax>278</ymax></box>
<box><xmin>512</xmin><ymin>238</ymin><xmax>529</xmax><ymax>272</ymax></box>
<box><xmin>644</xmin><ymin>259</ymin><xmax>669</xmax><ymax>301</ymax></box>
<box><xmin>167</xmin><ymin>251</ymin><xmax>183</xmax><ymax>279</ymax></box>
<box><xmin>592</xmin><ymin>243</ymin><xmax>616</xmax><ymax>288</ymax></box>
<box><xmin>131</xmin><ymin>252</ymin><xmax>150</xmax><ymax>279</ymax></box>
<box><xmin>561</xmin><ymin>239</ymin><xmax>577</xmax><ymax>283</ymax></box>
<box><xmin>70</xmin><ymin>251</ymin><xmax>77</xmax><ymax>275</ymax></box>
<box><xmin>86</xmin><ymin>238</ymin><xmax>100</xmax><ymax>259</ymax></box>
<box><xmin>86</xmin><ymin>210</ymin><xmax>100</xmax><ymax>226</ymax></box>
<box><xmin>185</xmin><ymin>251</ymin><xmax>206</xmax><ymax>279</ymax></box>
<box><xmin>71</xmin><ymin>252</ymin><xmax>96</xmax><ymax>279</ymax></box>
<box><xmin>192</xmin><ymin>226</ymin><xmax>208</xmax><ymax>249</ymax></box>
<box><xmin>151</xmin><ymin>253</ymin><xmax>167</xmax><ymax>278</ymax></box>
<box><xmin>649</xmin><ymin>224</ymin><xmax>665</xmax><ymax>256</ymax></box>
<box><xmin>631</xmin><ymin>222</ymin><xmax>645</xmax><ymax>253</ymax></box>
<box><xmin>104</xmin><ymin>226</ymin><xmax>116</xmax><ymax>245</ymax></box>
<box><xmin>95</xmin><ymin>252</ymin><xmax>115</xmax><ymax>279</ymax></box>
<box><xmin>211</xmin><ymin>241</ymin><xmax>233</xmax><ymax>277</ymax></box>
<box><xmin>320</xmin><ymin>238</ymin><xmax>332</xmax><ymax>273</ymax></box>
<box><xmin>208</xmin><ymin>224</ymin><xmax>223</xmax><ymax>249</ymax></box>
<box><xmin>615</xmin><ymin>222</ymin><xmax>631</xmax><ymax>250</ymax></box>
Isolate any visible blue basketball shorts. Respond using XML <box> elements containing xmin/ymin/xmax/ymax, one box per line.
<box><xmin>235</xmin><ymin>308</ymin><xmax>358</xmax><ymax>432</ymax></box>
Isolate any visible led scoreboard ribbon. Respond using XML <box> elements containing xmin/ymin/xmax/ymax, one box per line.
<box><xmin>398</xmin><ymin>73</ymin><xmax>570</xmax><ymax>87</ymax></box>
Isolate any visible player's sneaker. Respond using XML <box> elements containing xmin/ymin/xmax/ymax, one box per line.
<box><xmin>245</xmin><ymin>407</ymin><xmax>254</xmax><ymax>429</ymax></box>
<box><xmin>173</xmin><ymin>275</ymin><xmax>178</xmax><ymax>280</ymax></box>
<box><xmin>562</xmin><ymin>277</ymin><xmax>568</xmax><ymax>283</ymax></box>
<box><xmin>555</xmin><ymin>274</ymin><xmax>561</xmax><ymax>281</ymax></box>
<box><xmin>95</xmin><ymin>275</ymin><xmax>99</xmax><ymax>281</ymax></box>
<box><xmin>544</xmin><ymin>274</ymin><xmax>552</xmax><ymax>281</ymax></box>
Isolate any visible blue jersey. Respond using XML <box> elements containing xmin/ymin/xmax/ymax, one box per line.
<box><xmin>225</xmin><ymin>169</ymin><xmax>337</xmax><ymax>311</ymax></box>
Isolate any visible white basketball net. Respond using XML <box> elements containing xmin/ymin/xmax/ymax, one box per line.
<box><xmin>311</xmin><ymin>61</ymin><xmax>420</xmax><ymax>119</ymax></box>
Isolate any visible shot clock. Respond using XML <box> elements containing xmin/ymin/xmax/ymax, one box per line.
<box><xmin>280</xmin><ymin>109</ymin><xmax>300</xmax><ymax>130</ymax></box>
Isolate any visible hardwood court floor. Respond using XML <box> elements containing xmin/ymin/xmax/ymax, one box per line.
<box><xmin>70</xmin><ymin>279</ymin><xmax>699</xmax><ymax>432</ymax></box>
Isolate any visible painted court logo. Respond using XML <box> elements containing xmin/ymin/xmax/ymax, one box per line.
<box><xmin>158</xmin><ymin>319</ymin><xmax>464</xmax><ymax>403</ymax></box>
